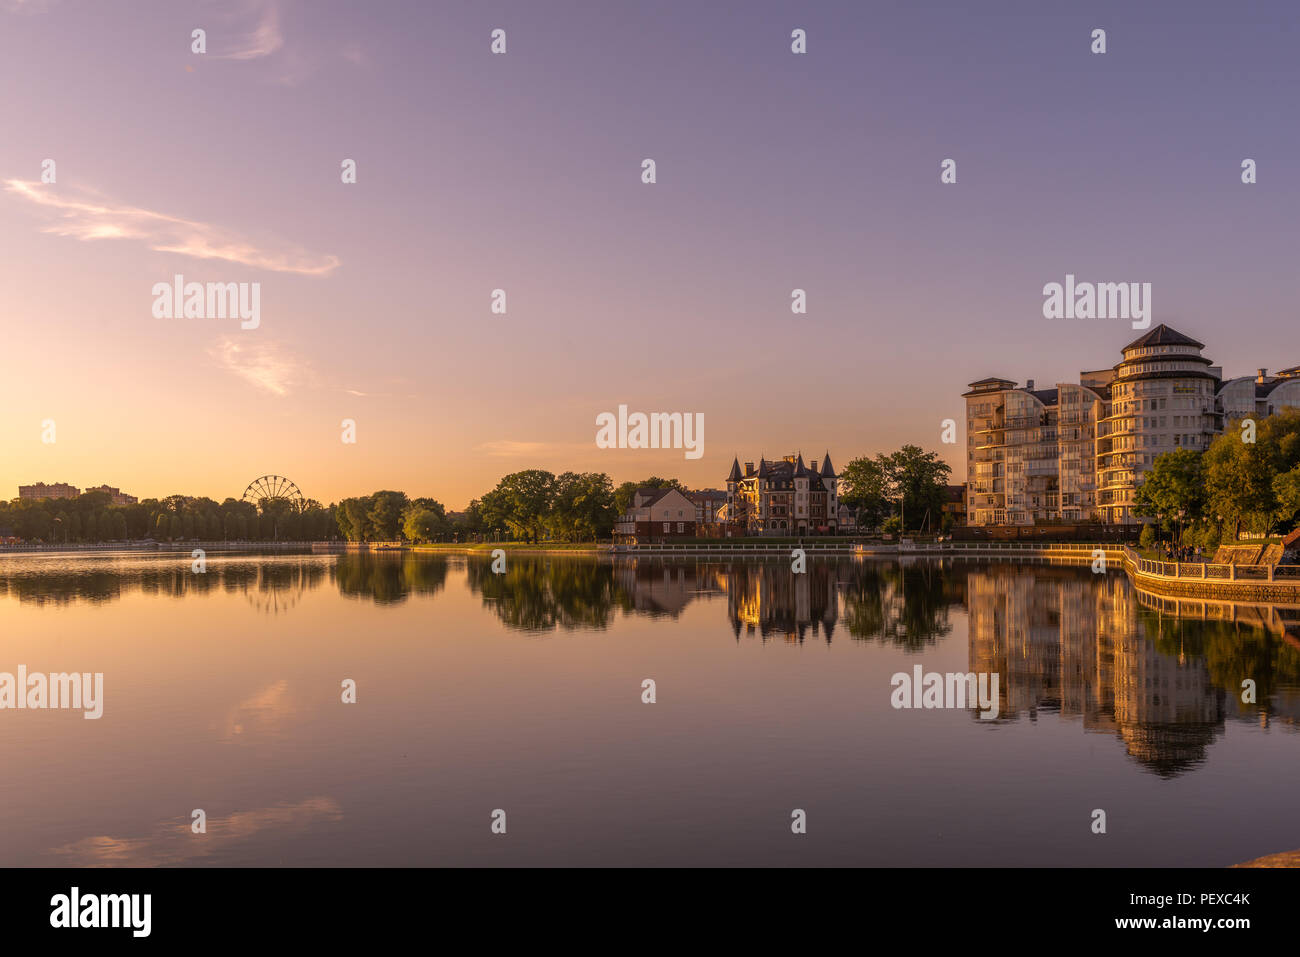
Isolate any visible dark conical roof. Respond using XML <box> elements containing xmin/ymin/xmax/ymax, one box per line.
<box><xmin>1122</xmin><ymin>324</ymin><xmax>1204</xmax><ymax>352</ymax></box>
<box><xmin>727</xmin><ymin>457</ymin><xmax>742</xmax><ymax>482</ymax></box>
<box><xmin>793</xmin><ymin>454</ymin><xmax>808</xmax><ymax>478</ymax></box>
<box><xmin>820</xmin><ymin>452</ymin><xmax>836</xmax><ymax>478</ymax></box>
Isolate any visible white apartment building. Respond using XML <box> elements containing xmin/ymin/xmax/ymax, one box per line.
<box><xmin>964</xmin><ymin>325</ymin><xmax>1300</xmax><ymax>526</ymax></box>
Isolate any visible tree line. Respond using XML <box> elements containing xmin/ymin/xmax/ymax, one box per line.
<box><xmin>336</xmin><ymin>472</ymin><xmax>675</xmax><ymax>544</ymax></box>
<box><xmin>4</xmin><ymin>446</ymin><xmax>960</xmax><ymax>547</ymax></box>
<box><xmin>0</xmin><ymin>491</ymin><xmax>339</xmax><ymax>543</ymax></box>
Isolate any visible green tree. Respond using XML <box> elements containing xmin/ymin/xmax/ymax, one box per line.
<box><xmin>367</xmin><ymin>491</ymin><xmax>410</xmax><ymax>540</ymax></box>
<box><xmin>477</xmin><ymin>488</ymin><xmax>510</xmax><ymax>539</ymax></box>
<box><xmin>887</xmin><ymin>445</ymin><xmax>952</xmax><ymax>532</ymax></box>
<box><xmin>1134</xmin><ymin>448</ymin><xmax>1205</xmax><ymax>538</ymax></box>
<box><xmin>1273</xmin><ymin>463</ymin><xmax>1300</xmax><ymax>530</ymax></box>
<box><xmin>839</xmin><ymin>457</ymin><xmax>891</xmax><ymax>530</ymax></box>
<box><xmin>613</xmin><ymin>476</ymin><xmax>681</xmax><ymax>516</ymax></box>
<box><xmin>1205</xmin><ymin>410</ymin><xmax>1300</xmax><ymax>537</ymax></box>
<box><xmin>844</xmin><ymin>446</ymin><xmax>951</xmax><ymax>533</ymax></box>
<box><xmin>338</xmin><ymin>497</ymin><xmax>371</xmax><ymax>542</ymax></box>
<box><xmin>492</xmin><ymin>470</ymin><xmax>556</xmax><ymax>543</ymax></box>
<box><xmin>402</xmin><ymin>507</ymin><xmax>446</xmax><ymax>544</ymax></box>
<box><xmin>550</xmin><ymin>472</ymin><xmax>616</xmax><ymax>541</ymax></box>
<box><xmin>457</xmin><ymin>499</ymin><xmax>485</xmax><ymax>538</ymax></box>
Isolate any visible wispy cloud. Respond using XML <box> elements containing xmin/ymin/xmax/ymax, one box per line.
<box><xmin>213</xmin><ymin>0</ymin><xmax>283</xmax><ymax>60</ymax></box>
<box><xmin>49</xmin><ymin>798</ymin><xmax>342</xmax><ymax>867</ymax></box>
<box><xmin>223</xmin><ymin>678</ymin><xmax>296</xmax><ymax>738</ymax></box>
<box><xmin>473</xmin><ymin>440</ymin><xmax>556</xmax><ymax>458</ymax></box>
<box><xmin>4</xmin><ymin>179</ymin><xmax>339</xmax><ymax>276</ymax></box>
<box><xmin>209</xmin><ymin>338</ymin><xmax>309</xmax><ymax>396</ymax></box>
<box><xmin>1</xmin><ymin>0</ymin><xmax>57</xmax><ymax>13</ymax></box>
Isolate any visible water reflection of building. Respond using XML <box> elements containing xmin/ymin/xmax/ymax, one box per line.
<box><xmin>964</xmin><ymin>564</ymin><xmax>1225</xmax><ymax>776</ymax></box>
<box><xmin>721</xmin><ymin>560</ymin><xmax>839</xmax><ymax>643</ymax></box>
<box><xmin>613</xmin><ymin>560</ymin><xmax>723</xmax><ymax>618</ymax></box>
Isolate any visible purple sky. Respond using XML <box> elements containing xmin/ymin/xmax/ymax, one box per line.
<box><xmin>2</xmin><ymin>0</ymin><xmax>1298</xmax><ymax>507</ymax></box>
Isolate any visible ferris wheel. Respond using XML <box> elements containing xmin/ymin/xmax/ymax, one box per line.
<box><xmin>242</xmin><ymin>475</ymin><xmax>305</xmax><ymax>511</ymax></box>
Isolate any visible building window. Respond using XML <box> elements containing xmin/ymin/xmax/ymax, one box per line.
<box><xmin>663</xmin><ymin>523</ymin><xmax>669</xmax><ymax>532</ymax></box>
<box><xmin>677</xmin><ymin>523</ymin><xmax>684</xmax><ymax>533</ymax></box>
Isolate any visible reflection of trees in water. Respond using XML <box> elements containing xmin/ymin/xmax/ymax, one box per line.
<box><xmin>0</xmin><ymin>552</ymin><xmax>451</xmax><ymax>610</ymax></box>
<box><xmin>1140</xmin><ymin>607</ymin><xmax>1300</xmax><ymax>725</ymax></box>
<box><xmin>840</xmin><ymin>561</ymin><xmax>957</xmax><ymax>650</ymax></box>
<box><xmin>332</xmin><ymin>553</ymin><xmax>449</xmax><ymax>605</ymax></box>
<box><xmin>465</xmin><ymin>556</ymin><xmax>617</xmax><ymax>632</ymax></box>
<box><xmin>0</xmin><ymin>556</ymin><xmax>330</xmax><ymax>608</ymax></box>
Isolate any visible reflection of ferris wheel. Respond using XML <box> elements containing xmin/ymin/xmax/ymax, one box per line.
<box><xmin>244</xmin><ymin>582</ymin><xmax>305</xmax><ymax>616</ymax></box>
<box><xmin>242</xmin><ymin>475</ymin><xmax>305</xmax><ymax>511</ymax></box>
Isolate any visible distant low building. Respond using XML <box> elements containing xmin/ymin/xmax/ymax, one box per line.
<box><xmin>836</xmin><ymin>503</ymin><xmax>859</xmax><ymax>533</ymax></box>
<box><xmin>18</xmin><ymin>482</ymin><xmax>80</xmax><ymax>501</ymax></box>
<box><xmin>613</xmin><ymin>487</ymin><xmax>699</xmax><ymax>543</ymax></box>
<box><xmin>85</xmin><ymin>485</ymin><xmax>138</xmax><ymax>506</ymax></box>
<box><xmin>943</xmin><ymin>484</ymin><xmax>967</xmax><ymax>527</ymax></box>
<box><xmin>685</xmin><ymin>489</ymin><xmax>728</xmax><ymax>527</ymax></box>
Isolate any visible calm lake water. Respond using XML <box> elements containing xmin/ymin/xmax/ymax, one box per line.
<box><xmin>2</xmin><ymin>550</ymin><xmax>1299</xmax><ymax>867</ymax></box>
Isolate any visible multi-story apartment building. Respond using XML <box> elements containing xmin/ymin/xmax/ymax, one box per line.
<box><xmin>86</xmin><ymin>485</ymin><xmax>139</xmax><ymax>506</ymax></box>
<box><xmin>18</xmin><ymin>482</ymin><xmax>80</xmax><ymax>501</ymax></box>
<box><xmin>725</xmin><ymin>453</ymin><xmax>838</xmax><ymax>535</ymax></box>
<box><xmin>965</xmin><ymin>377</ymin><xmax>1076</xmax><ymax>525</ymax></box>
<box><xmin>964</xmin><ymin>324</ymin><xmax>1300</xmax><ymax>526</ymax></box>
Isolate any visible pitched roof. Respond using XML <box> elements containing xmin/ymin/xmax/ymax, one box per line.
<box><xmin>1122</xmin><ymin>324</ymin><xmax>1204</xmax><ymax>352</ymax></box>
<box><xmin>820</xmin><ymin>452</ymin><xmax>836</xmax><ymax>478</ymax></box>
<box><xmin>635</xmin><ymin>487</ymin><xmax>675</xmax><ymax>508</ymax></box>
<box><xmin>684</xmin><ymin>488</ymin><xmax>727</xmax><ymax>503</ymax></box>
<box><xmin>727</xmin><ymin>457</ymin><xmax>742</xmax><ymax>482</ymax></box>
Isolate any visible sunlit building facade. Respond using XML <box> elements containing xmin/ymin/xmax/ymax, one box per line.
<box><xmin>965</xmin><ymin>325</ymin><xmax>1300</xmax><ymax>525</ymax></box>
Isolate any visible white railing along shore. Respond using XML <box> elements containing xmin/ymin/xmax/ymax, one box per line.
<box><xmin>1120</xmin><ymin>545</ymin><xmax>1300</xmax><ymax>584</ymax></box>
<box><xmin>613</xmin><ymin>541</ymin><xmax>1127</xmax><ymax>555</ymax></box>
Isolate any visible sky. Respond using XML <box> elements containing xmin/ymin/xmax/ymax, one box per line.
<box><xmin>2</xmin><ymin>0</ymin><xmax>1299</xmax><ymax>508</ymax></box>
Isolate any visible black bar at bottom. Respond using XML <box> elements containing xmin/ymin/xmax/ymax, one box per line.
<box><xmin>0</xmin><ymin>867</ymin><xmax>1288</xmax><ymax>943</ymax></box>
